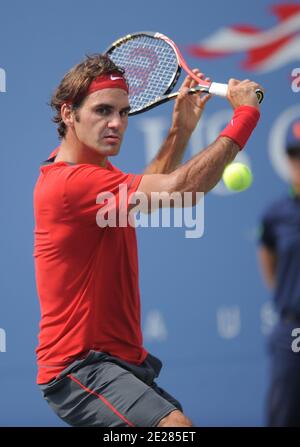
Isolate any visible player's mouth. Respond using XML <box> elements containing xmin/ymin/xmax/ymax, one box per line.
<box><xmin>103</xmin><ymin>135</ymin><xmax>120</xmax><ymax>144</ymax></box>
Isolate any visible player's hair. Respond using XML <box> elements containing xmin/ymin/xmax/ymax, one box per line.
<box><xmin>287</xmin><ymin>144</ymin><xmax>300</xmax><ymax>157</ymax></box>
<box><xmin>50</xmin><ymin>54</ymin><xmax>125</xmax><ymax>139</ymax></box>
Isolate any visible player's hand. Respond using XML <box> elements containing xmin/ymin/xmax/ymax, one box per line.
<box><xmin>172</xmin><ymin>69</ymin><xmax>211</xmax><ymax>134</ymax></box>
<box><xmin>227</xmin><ymin>78</ymin><xmax>264</xmax><ymax>111</ymax></box>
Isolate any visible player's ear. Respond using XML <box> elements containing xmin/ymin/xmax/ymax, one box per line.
<box><xmin>61</xmin><ymin>103</ymin><xmax>75</xmax><ymax>127</ymax></box>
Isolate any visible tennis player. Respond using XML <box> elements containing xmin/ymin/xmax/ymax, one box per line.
<box><xmin>33</xmin><ymin>54</ymin><xmax>262</xmax><ymax>427</ymax></box>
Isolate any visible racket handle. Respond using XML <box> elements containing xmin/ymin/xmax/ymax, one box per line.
<box><xmin>208</xmin><ymin>82</ymin><xmax>228</xmax><ymax>97</ymax></box>
<box><xmin>208</xmin><ymin>82</ymin><xmax>264</xmax><ymax>104</ymax></box>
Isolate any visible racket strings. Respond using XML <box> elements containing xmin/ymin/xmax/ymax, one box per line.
<box><xmin>108</xmin><ymin>36</ymin><xmax>178</xmax><ymax>112</ymax></box>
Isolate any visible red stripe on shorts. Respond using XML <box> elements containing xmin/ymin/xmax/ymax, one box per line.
<box><xmin>67</xmin><ymin>374</ymin><xmax>136</xmax><ymax>427</ymax></box>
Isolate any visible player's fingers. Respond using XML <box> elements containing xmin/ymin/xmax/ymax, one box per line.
<box><xmin>194</xmin><ymin>90</ymin><xmax>212</xmax><ymax>109</ymax></box>
<box><xmin>228</xmin><ymin>78</ymin><xmax>241</xmax><ymax>86</ymax></box>
<box><xmin>177</xmin><ymin>85</ymin><xmax>190</xmax><ymax>100</ymax></box>
<box><xmin>250</xmin><ymin>81</ymin><xmax>264</xmax><ymax>91</ymax></box>
<box><xmin>200</xmin><ymin>92</ymin><xmax>212</xmax><ymax>106</ymax></box>
<box><xmin>239</xmin><ymin>79</ymin><xmax>264</xmax><ymax>93</ymax></box>
<box><xmin>181</xmin><ymin>68</ymin><xmax>201</xmax><ymax>89</ymax></box>
<box><xmin>190</xmin><ymin>69</ymin><xmax>205</xmax><ymax>88</ymax></box>
<box><xmin>180</xmin><ymin>74</ymin><xmax>193</xmax><ymax>90</ymax></box>
<box><xmin>191</xmin><ymin>69</ymin><xmax>202</xmax><ymax>78</ymax></box>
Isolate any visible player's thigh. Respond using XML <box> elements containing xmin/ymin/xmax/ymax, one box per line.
<box><xmin>156</xmin><ymin>409</ymin><xmax>193</xmax><ymax>427</ymax></box>
<box><xmin>42</xmin><ymin>361</ymin><xmax>178</xmax><ymax>427</ymax></box>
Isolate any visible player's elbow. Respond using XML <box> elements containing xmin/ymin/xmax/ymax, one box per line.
<box><xmin>169</xmin><ymin>172</ymin><xmax>203</xmax><ymax>207</ymax></box>
<box><xmin>135</xmin><ymin>172</ymin><xmax>202</xmax><ymax>212</ymax></box>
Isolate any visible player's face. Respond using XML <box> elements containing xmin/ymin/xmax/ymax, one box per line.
<box><xmin>287</xmin><ymin>154</ymin><xmax>300</xmax><ymax>189</ymax></box>
<box><xmin>73</xmin><ymin>88</ymin><xmax>130</xmax><ymax>158</ymax></box>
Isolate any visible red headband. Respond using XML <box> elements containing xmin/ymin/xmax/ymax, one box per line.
<box><xmin>87</xmin><ymin>72</ymin><xmax>129</xmax><ymax>95</ymax></box>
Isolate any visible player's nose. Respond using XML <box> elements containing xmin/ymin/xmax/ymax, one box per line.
<box><xmin>107</xmin><ymin>112</ymin><xmax>123</xmax><ymax>129</ymax></box>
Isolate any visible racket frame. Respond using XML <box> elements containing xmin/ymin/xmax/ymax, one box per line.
<box><xmin>106</xmin><ymin>31</ymin><xmax>183</xmax><ymax>114</ymax></box>
<box><xmin>105</xmin><ymin>31</ymin><xmax>263</xmax><ymax>115</ymax></box>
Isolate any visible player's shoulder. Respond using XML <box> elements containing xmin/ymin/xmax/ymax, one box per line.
<box><xmin>62</xmin><ymin>160</ymin><xmax>120</xmax><ymax>177</ymax></box>
<box><xmin>69</xmin><ymin>160</ymin><xmax>121</xmax><ymax>173</ymax></box>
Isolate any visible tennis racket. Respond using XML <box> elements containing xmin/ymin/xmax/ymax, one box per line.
<box><xmin>105</xmin><ymin>31</ymin><xmax>264</xmax><ymax>116</ymax></box>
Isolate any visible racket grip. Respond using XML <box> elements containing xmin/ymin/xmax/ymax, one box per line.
<box><xmin>208</xmin><ymin>82</ymin><xmax>264</xmax><ymax>104</ymax></box>
<box><xmin>208</xmin><ymin>82</ymin><xmax>228</xmax><ymax>97</ymax></box>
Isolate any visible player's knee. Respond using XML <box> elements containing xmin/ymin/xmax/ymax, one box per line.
<box><xmin>156</xmin><ymin>410</ymin><xmax>193</xmax><ymax>427</ymax></box>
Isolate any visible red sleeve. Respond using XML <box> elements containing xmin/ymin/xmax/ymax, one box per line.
<box><xmin>64</xmin><ymin>164</ymin><xmax>143</xmax><ymax>225</ymax></box>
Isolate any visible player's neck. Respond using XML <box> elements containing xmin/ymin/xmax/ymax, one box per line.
<box><xmin>55</xmin><ymin>134</ymin><xmax>108</xmax><ymax>167</ymax></box>
<box><xmin>292</xmin><ymin>183</ymin><xmax>300</xmax><ymax>198</ymax></box>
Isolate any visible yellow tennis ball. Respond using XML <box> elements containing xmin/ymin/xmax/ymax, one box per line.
<box><xmin>222</xmin><ymin>162</ymin><xmax>253</xmax><ymax>192</ymax></box>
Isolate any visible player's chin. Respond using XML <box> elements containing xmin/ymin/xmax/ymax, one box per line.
<box><xmin>100</xmin><ymin>140</ymin><xmax>122</xmax><ymax>156</ymax></box>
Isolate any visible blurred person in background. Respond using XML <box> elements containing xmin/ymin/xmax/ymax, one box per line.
<box><xmin>258</xmin><ymin>119</ymin><xmax>300</xmax><ymax>427</ymax></box>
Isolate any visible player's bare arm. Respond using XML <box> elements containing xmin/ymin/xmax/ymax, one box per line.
<box><xmin>138</xmin><ymin>136</ymin><xmax>239</xmax><ymax>201</ymax></box>
<box><xmin>144</xmin><ymin>70</ymin><xmax>211</xmax><ymax>175</ymax></box>
<box><xmin>257</xmin><ymin>246</ymin><xmax>277</xmax><ymax>289</ymax></box>
<box><xmin>138</xmin><ymin>78</ymin><xmax>262</xmax><ymax>205</ymax></box>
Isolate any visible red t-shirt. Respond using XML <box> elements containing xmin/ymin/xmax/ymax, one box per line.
<box><xmin>33</xmin><ymin>153</ymin><xmax>148</xmax><ymax>384</ymax></box>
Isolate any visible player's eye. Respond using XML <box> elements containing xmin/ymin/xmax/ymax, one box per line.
<box><xmin>96</xmin><ymin>107</ymin><xmax>111</xmax><ymax>116</ymax></box>
<box><xmin>120</xmin><ymin>109</ymin><xmax>130</xmax><ymax>117</ymax></box>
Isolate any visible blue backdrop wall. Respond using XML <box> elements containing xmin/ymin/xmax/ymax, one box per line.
<box><xmin>0</xmin><ymin>0</ymin><xmax>299</xmax><ymax>426</ymax></box>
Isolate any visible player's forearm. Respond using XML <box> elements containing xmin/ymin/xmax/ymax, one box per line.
<box><xmin>170</xmin><ymin>136</ymin><xmax>239</xmax><ymax>195</ymax></box>
<box><xmin>257</xmin><ymin>247</ymin><xmax>277</xmax><ymax>290</ymax></box>
<box><xmin>137</xmin><ymin>105</ymin><xmax>259</xmax><ymax>202</ymax></box>
<box><xmin>143</xmin><ymin>126</ymin><xmax>190</xmax><ymax>174</ymax></box>
<box><xmin>169</xmin><ymin>105</ymin><xmax>260</xmax><ymax>195</ymax></box>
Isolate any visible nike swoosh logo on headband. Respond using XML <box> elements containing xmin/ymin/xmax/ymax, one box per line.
<box><xmin>110</xmin><ymin>75</ymin><xmax>123</xmax><ymax>80</ymax></box>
